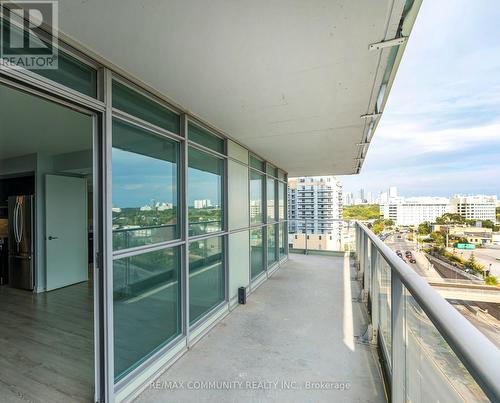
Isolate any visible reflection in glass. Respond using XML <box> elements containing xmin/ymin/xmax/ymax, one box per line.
<box><xmin>279</xmin><ymin>182</ymin><xmax>286</xmax><ymax>220</ymax></box>
<box><xmin>189</xmin><ymin>236</ymin><xmax>225</xmax><ymax>324</ymax></box>
<box><xmin>267</xmin><ymin>178</ymin><xmax>276</xmax><ymax>222</ymax></box>
<box><xmin>279</xmin><ymin>222</ymin><xmax>285</xmax><ymax>257</ymax></box>
<box><xmin>112</xmin><ymin>119</ymin><xmax>179</xmax><ymax>250</ymax></box>
<box><xmin>113</xmin><ymin>247</ymin><xmax>181</xmax><ymax>380</ymax></box>
<box><xmin>188</xmin><ymin>147</ymin><xmax>223</xmax><ymax>236</ymax></box>
<box><xmin>268</xmin><ymin>224</ymin><xmax>277</xmax><ymax>267</ymax></box>
<box><xmin>250</xmin><ymin>171</ymin><xmax>264</xmax><ymax>224</ymax></box>
<box><xmin>250</xmin><ymin>227</ymin><xmax>264</xmax><ymax>279</ymax></box>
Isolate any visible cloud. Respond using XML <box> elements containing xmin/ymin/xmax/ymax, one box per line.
<box><xmin>341</xmin><ymin>0</ymin><xmax>500</xmax><ymax>197</ymax></box>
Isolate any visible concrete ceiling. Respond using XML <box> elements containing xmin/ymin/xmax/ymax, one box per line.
<box><xmin>56</xmin><ymin>0</ymin><xmax>414</xmax><ymax>176</ymax></box>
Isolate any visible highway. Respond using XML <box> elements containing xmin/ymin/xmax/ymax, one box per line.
<box><xmin>383</xmin><ymin>232</ymin><xmax>500</xmax><ymax>349</ymax></box>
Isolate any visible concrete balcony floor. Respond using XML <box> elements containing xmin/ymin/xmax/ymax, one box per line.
<box><xmin>137</xmin><ymin>254</ymin><xmax>386</xmax><ymax>403</ymax></box>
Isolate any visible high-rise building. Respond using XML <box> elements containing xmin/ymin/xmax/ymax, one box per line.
<box><xmin>449</xmin><ymin>195</ymin><xmax>497</xmax><ymax>221</ymax></box>
<box><xmin>193</xmin><ymin>199</ymin><xmax>212</xmax><ymax>209</ymax></box>
<box><xmin>288</xmin><ymin>176</ymin><xmax>343</xmax><ymax>249</ymax></box>
<box><xmin>389</xmin><ymin>186</ymin><xmax>398</xmax><ymax>198</ymax></box>
<box><xmin>359</xmin><ymin>188</ymin><xmax>365</xmax><ymax>202</ymax></box>
<box><xmin>342</xmin><ymin>192</ymin><xmax>354</xmax><ymax>206</ymax></box>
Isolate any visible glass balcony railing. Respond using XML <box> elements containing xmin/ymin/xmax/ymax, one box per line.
<box><xmin>287</xmin><ymin>219</ymin><xmax>500</xmax><ymax>401</ymax></box>
<box><xmin>356</xmin><ymin>222</ymin><xmax>499</xmax><ymax>402</ymax></box>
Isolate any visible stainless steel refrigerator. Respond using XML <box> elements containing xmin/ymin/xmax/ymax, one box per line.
<box><xmin>8</xmin><ymin>195</ymin><xmax>34</xmax><ymax>290</ymax></box>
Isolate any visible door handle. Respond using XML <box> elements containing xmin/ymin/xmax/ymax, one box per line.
<box><xmin>48</xmin><ymin>236</ymin><xmax>59</xmax><ymax>240</ymax></box>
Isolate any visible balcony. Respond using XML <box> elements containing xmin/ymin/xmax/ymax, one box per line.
<box><xmin>136</xmin><ymin>222</ymin><xmax>500</xmax><ymax>402</ymax></box>
<box><xmin>137</xmin><ymin>253</ymin><xmax>386</xmax><ymax>402</ymax></box>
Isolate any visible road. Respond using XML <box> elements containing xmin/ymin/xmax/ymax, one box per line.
<box><xmin>383</xmin><ymin>232</ymin><xmax>500</xmax><ymax>348</ymax></box>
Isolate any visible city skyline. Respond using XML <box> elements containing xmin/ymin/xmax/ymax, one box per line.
<box><xmin>340</xmin><ymin>0</ymin><xmax>500</xmax><ymax>196</ymax></box>
<box><xmin>343</xmin><ymin>186</ymin><xmax>500</xmax><ymax>205</ymax></box>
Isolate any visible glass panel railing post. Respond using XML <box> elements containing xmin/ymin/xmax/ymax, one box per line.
<box><xmin>370</xmin><ymin>250</ymin><xmax>380</xmax><ymax>343</ymax></box>
<box><xmin>304</xmin><ymin>219</ymin><xmax>308</xmax><ymax>255</ymax></box>
<box><xmin>391</xmin><ymin>270</ymin><xmax>405</xmax><ymax>402</ymax></box>
<box><xmin>363</xmin><ymin>235</ymin><xmax>369</xmax><ymax>302</ymax></box>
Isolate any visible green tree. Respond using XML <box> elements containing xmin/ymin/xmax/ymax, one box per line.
<box><xmin>418</xmin><ymin>221</ymin><xmax>432</xmax><ymax>235</ymax></box>
<box><xmin>342</xmin><ymin>204</ymin><xmax>380</xmax><ymax>220</ymax></box>
<box><xmin>464</xmin><ymin>253</ymin><xmax>484</xmax><ymax>274</ymax></box>
<box><xmin>435</xmin><ymin>213</ymin><xmax>465</xmax><ymax>225</ymax></box>
<box><xmin>372</xmin><ymin>221</ymin><xmax>385</xmax><ymax>234</ymax></box>
<box><xmin>480</xmin><ymin>220</ymin><xmax>500</xmax><ymax>232</ymax></box>
<box><xmin>485</xmin><ymin>276</ymin><xmax>499</xmax><ymax>286</ymax></box>
<box><xmin>429</xmin><ymin>231</ymin><xmax>444</xmax><ymax>246</ymax></box>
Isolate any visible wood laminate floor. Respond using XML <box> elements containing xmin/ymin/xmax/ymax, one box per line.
<box><xmin>0</xmin><ymin>282</ymin><xmax>94</xmax><ymax>403</ymax></box>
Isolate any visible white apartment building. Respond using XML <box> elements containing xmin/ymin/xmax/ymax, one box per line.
<box><xmin>449</xmin><ymin>195</ymin><xmax>497</xmax><ymax>221</ymax></box>
<box><xmin>288</xmin><ymin>176</ymin><xmax>343</xmax><ymax>249</ymax></box>
<box><xmin>193</xmin><ymin>199</ymin><xmax>212</xmax><ymax>209</ymax></box>
<box><xmin>381</xmin><ymin>197</ymin><xmax>450</xmax><ymax>226</ymax></box>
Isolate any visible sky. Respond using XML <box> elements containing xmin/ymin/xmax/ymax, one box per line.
<box><xmin>340</xmin><ymin>0</ymin><xmax>500</xmax><ymax>198</ymax></box>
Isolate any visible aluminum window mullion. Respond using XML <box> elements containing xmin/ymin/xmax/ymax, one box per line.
<box><xmin>187</xmin><ymin>230</ymin><xmax>229</xmax><ymax>243</ymax></box>
<box><xmin>111</xmin><ymin>238</ymin><xmax>186</xmax><ymax>260</ymax></box>
<box><xmin>111</xmin><ymin>108</ymin><xmax>183</xmax><ymax>142</ymax></box>
<box><xmin>187</xmin><ymin>140</ymin><xmax>227</xmax><ymax>160</ymax></box>
<box><xmin>0</xmin><ymin>68</ymin><xmax>105</xmax><ymax>113</ymax></box>
<box><xmin>102</xmin><ymin>67</ymin><xmax>115</xmax><ymax>403</ymax></box>
<box><xmin>180</xmin><ymin>114</ymin><xmax>190</xmax><ymax>344</ymax></box>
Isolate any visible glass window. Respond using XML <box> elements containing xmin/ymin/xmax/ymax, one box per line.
<box><xmin>189</xmin><ymin>236</ymin><xmax>225</xmax><ymax>324</ymax></box>
<box><xmin>278</xmin><ymin>182</ymin><xmax>286</xmax><ymax>220</ymax></box>
<box><xmin>278</xmin><ymin>170</ymin><xmax>285</xmax><ymax>181</ymax></box>
<box><xmin>267</xmin><ymin>224</ymin><xmax>277</xmax><ymax>267</ymax></box>
<box><xmin>249</xmin><ymin>155</ymin><xmax>265</xmax><ymax>171</ymax></box>
<box><xmin>266</xmin><ymin>163</ymin><xmax>278</xmax><ymax>177</ymax></box>
<box><xmin>250</xmin><ymin>227</ymin><xmax>264</xmax><ymax>279</ymax></box>
<box><xmin>188</xmin><ymin>122</ymin><xmax>224</xmax><ymax>154</ymax></box>
<box><xmin>2</xmin><ymin>19</ymin><xmax>97</xmax><ymax>97</ymax></box>
<box><xmin>112</xmin><ymin>119</ymin><xmax>179</xmax><ymax>251</ymax></box>
<box><xmin>250</xmin><ymin>171</ymin><xmax>264</xmax><ymax>224</ymax></box>
<box><xmin>188</xmin><ymin>147</ymin><xmax>223</xmax><ymax>236</ymax></box>
<box><xmin>112</xmin><ymin>80</ymin><xmax>180</xmax><ymax>134</ymax></box>
<box><xmin>279</xmin><ymin>222</ymin><xmax>285</xmax><ymax>257</ymax></box>
<box><xmin>267</xmin><ymin>178</ymin><xmax>276</xmax><ymax>222</ymax></box>
<box><xmin>113</xmin><ymin>246</ymin><xmax>181</xmax><ymax>380</ymax></box>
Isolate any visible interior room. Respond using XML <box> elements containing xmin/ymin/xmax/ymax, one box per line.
<box><xmin>0</xmin><ymin>83</ymin><xmax>95</xmax><ymax>402</ymax></box>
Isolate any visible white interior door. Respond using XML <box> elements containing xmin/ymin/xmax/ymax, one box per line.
<box><xmin>45</xmin><ymin>174</ymin><xmax>88</xmax><ymax>291</ymax></box>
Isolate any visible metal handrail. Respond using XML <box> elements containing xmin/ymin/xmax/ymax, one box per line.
<box><xmin>357</xmin><ymin>222</ymin><xmax>500</xmax><ymax>401</ymax></box>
